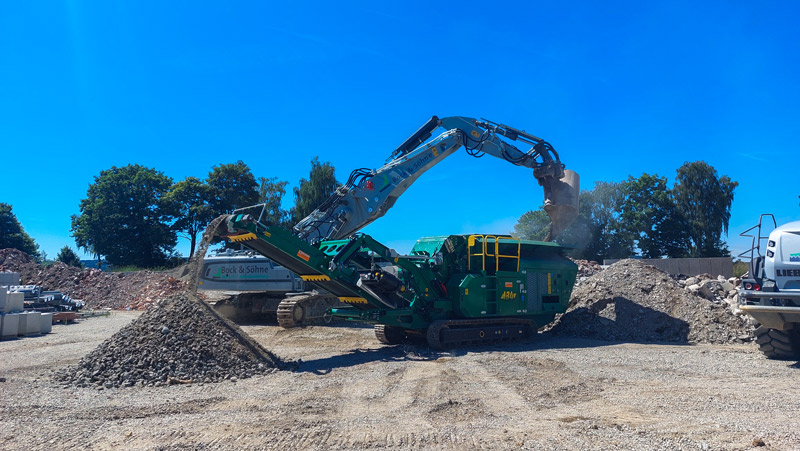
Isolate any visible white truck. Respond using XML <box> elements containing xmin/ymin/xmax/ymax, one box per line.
<box><xmin>738</xmin><ymin>214</ymin><xmax>800</xmax><ymax>359</ymax></box>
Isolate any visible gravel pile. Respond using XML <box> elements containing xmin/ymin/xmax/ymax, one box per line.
<box><xmin>0</xmin><ymin>248</ymin><xmax>188</xmax><ymax>310</ymax></box>
<box><xmin>54</xmin><ymin>292</ymin><xmax>285</xmax><ymax>388</ymax></box>
<box><xmin>548</xmin><ymin>259</ymin><xmax>753</xmax><ymax>344</ymax></box>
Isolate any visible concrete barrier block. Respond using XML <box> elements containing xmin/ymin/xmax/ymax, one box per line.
<box><xmin>6</xmin><ymin>292</ymin><xmax>24</xmax><ymax>313</ymax></box>
<box><xmin>1</xmin><ymin>314</ymin><xmax>20</xmax><ymax>339</ymax></box>
<box><xmin>0</xmin><ymin>272</ymin><xmax>20</xmax><ymax>286</ymax></box>
<box><xmin>16</xmin><ymin>312</ymin><xmax>28</xmax><ymax>337</ymax></box>
<box><xmin>24</xmin><ymin>311</ymin><xmax>41</xmax><ymax>335</ymax></box>
<box><xmin>0</xmin><ymin>289</ymin><xmax>7</xmax><ymax>313</ymax></box>
<box><xmin>40</xmin><ymin>313</ymin><xmax>53</xmax><ymax>334</ymax></box>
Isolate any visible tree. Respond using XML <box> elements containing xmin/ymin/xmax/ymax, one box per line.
<box><xmin>56</xmin><ymin>246</ymin><xmax>82</xmax><ymax>267</ymax></box>
<box><xmin>166</xmin><ymin>177</ymin><xmax>214</xmax><ymax>258</ymax></box>
<box><xmin>513</xmin><ymin>210</ymin><xmax>550</xmax><ymax>241</ymax></box>
<box><xmin>0</xmin><ymin>203</ymin><xmax>40</xmax><ymax>258</ymax></box>
<box><xmin>206</xmin><ymin>161</ymin><xmax>260</xmax><ymax>216</ymax></box>
<box><xmin>513</xmin><ymin>183</ymin><xmax>632</xmax><ymax>262</ymax></box>
<box><xmin>619</xmin><ymin>173</ymin><xmax>686</xmax><ymax>258</ymax></box>
<box><xmin>71</xmin><ymin>164</ymin><xmax>177</xmax><ymax>267</ymax></box>
<box><xmin>579</xmin><ymin>182</ymin><xmax>633</xmax><ymax>260</ymax></box>
<box><xmin>291</xmin><ymin>157</ymin><xmax>338</xmax><ymax>223</ymax></box>
<box><xmin>257</xmin><ymin>176</ymin><xmax>289</xmax><ymax>226</ymax></box>
<box><xmin>672</xmin><ymin>161</ymin><xmax>738</xmax><ymax>257</ymax></box>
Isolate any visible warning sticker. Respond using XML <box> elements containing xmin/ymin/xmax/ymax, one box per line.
<box><xmin>297</xmin><ymin>250</ymin><xmax>311</xmax><ymax>262</ymax></box>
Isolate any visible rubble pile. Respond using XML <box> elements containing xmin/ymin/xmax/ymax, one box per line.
<box><xmin>0</xmin><ymin>248</ymin><xmax>188</xmax><ymax>310</ymax></box>
<box><xmin>675</xmin><ymin>273</ymin><xmax>742</xmax><ymax>314</ymax></box>
<box><xmin>549</xmin><ymin>259</ymin><xmax>753</xmax><ymax>344</ymax></box>
<box><xmin>570</xmin><ymin>258</ymin><xmax>604</xmax><ymax>286</ymax></box>
<box><xmin>54</xmin><ymin>292</ymin><xmax>284</xmax><ymax>388</ymax></box>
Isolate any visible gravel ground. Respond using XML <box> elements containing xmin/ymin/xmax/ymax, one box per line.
<box><xmin>1</xmin><ymin>312</ymin><xmax>799</xmax><ymax>450</ymax></box>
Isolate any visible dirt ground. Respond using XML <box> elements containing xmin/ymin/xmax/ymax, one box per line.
<box><xmin>1</xmin><ymin>312</ymin><xmax>799</xmax><ymax>450</ymax></box>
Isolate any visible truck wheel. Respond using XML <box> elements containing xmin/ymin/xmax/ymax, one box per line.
<box><xmin>754</xmin><ymin>325</ymin><xmax>800</xmax><ymax>360</ymax></box>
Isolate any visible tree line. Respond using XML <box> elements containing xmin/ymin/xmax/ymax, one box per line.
<box><xmin>514</xmin><ymin>161</ymin><xmax>738</xmax><ymax>262</ymax></box>
<box><xmin>2</xmin><ymin>159</ymin><xmax>742</xmax><ymax>269</ymax></box>
<box><xmin>69</xmin><ymin>158</ymin><xmax>337</xmax><ymax>267</ymax></box>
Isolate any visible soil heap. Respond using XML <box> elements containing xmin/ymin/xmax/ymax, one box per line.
<box><xmin>54</xmin><ymin>292</ymin><xmax>285</xmax><ymax>388</ymax></box>
<box><xmin>548</xmin><ymin>259</ymin><xmax>753</xmax><ymax>344</ymax></box>
<box><xmin>0</xmin><ymin>248</ymin><xmax>187</xmax><ymax>310</ymax></box>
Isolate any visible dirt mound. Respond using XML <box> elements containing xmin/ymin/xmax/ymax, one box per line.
<box><xmin>54</xmin><ymin>292</ymin><xmax>285</xmax><ymax>388</ymax></box>
<box><xmin>0</xmin><ymin>248</ymin><xmax>187</xmax><ymax>310</ymax></box>
<box><xmin>547</xmin><ymin>259</ymin><xmax>753</xmax><ymax>344</ymax></box>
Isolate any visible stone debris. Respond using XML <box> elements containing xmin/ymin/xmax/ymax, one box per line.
<box><xmin>548</xmin><ymin>259</ymin><xmax>753</xmax><ymax>344</ymax></box>
<box><xmin>0</xmin><ymin>248</ymin><xmax>188</xmax><ymax>310</ymax></box>
<box><xmin>54</xmin><ymin>292</ymin><xmax>285</xmax><ymax>388</ymax></box>
<box><xmin>570</xmin><ymin>258</ymin><xmax>604</xmax><ymax>286</ymax></box>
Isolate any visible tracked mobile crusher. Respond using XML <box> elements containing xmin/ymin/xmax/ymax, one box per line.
<box><xmin>211</xmin><ymin>115</ymin><xmax>580</xmax><ymax>346</ymax></box>
<box><xmin>220</xmin><ymin>215</ymin><xmax>576</xmax><ymax>348</ymax></box>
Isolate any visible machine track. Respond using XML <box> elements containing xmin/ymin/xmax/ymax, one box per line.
<box><xmin>374</xmin><ymin>325</ymin><xmax>408</xmax><ymax>345</ymax></box>
<box><xmin>277</xmin><ymin>292</ymin><xmax>340</xmax><ymax>328</ymax></box>
<box><xmin>426</xmin><ymin>318</ymin><xmax>535</xmax><ymax>350</ymax></box>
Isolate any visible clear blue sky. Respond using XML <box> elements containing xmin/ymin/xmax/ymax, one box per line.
<box><xmin>2</xmin><ymin>1</ymin><xmax>798</xmax><ymax>260</ymax></box>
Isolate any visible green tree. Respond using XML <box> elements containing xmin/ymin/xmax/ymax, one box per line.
<box><xmin>56</xmin><ymin>246</ymin><xmax>82</xmax><ymax>267</ymax></box>
<box><xmin>580</xmin><ymin>182</ymin><xmax>632</xmax><ymax>260</ymax></box>
<box><xmin>672</xmin><ymin>161</ymin><xmax>738</xmax><ymax>257</ymax></box>
<box><xmin>619</xmin><ymin>173</ymin><xmax>685</xmax><ymax>258</ymax></box>
<box><xmin>513</xmin><ymin>183</ymin><xmax>632</xmax><ymax>262</ymax></box>
<box><xmin>291</xmin><ymin>157</ymin><xmax>338</xmax><ymax>224</ymax></box>
<box><xmin>71</xmin><ymin>164</ymin><xmax>177</xmax><ymax>267</ymax></box>
<box><xmin>257</xmin><ymin>176</ymin><xmax>289</xmax><ymax>226</ymax></box>
<box><xmin>166</xmin><ymin>177</ymin><xmax>214</xmax><ymax>258</ymax></box>
<box><xmin>513</xmin><ymin>210</ymin><xmax>550</xmax><ymax>241</ymax></box>
<box><xmin>0</xmin><ymin>203</ymin><xmax>40</xmax><ymax>258</ymax></box>
<box><xmin>206</xmin><ymin>161</ymin><xmax>259</xmax><ymax>216</ymax></box>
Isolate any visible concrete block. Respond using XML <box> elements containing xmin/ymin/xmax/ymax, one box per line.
<box><xmin>0</xmin><ymin>272</ymin><xmax>20</xmax><ymax>286</ymax></box>
<box><xmin>5</xmin><ymin>292</ymin><xmax>24</xmax><ymax>313</ymax></box>
<box><xmin>40</xmin><ymin>313</ymin><xmax>53</xmax><ymax>334</ymax></box>
<box><xmin>0</xmin><ymin>289</ymin><xmax>6</xmax><ymax>313</ymax></box>
<box><xmin>22</xmin><ymin>312</ymin><xmax>42</xmax><ymax>336</ymax></box>
<box><xmin>16</xmin><ymin>312</ymin><xmax>27</xmax><ymax>337</ymax></box>
<box><xmin>1</xmin><ymin>314</ymin><xmax>20</xmax><ymax>339</ymax></box>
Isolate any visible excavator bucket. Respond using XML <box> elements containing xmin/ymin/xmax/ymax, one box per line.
<box><xmin>543</xmin><ymin>169</ymin><xmax>580</xmax><ymax>241</ymax></box>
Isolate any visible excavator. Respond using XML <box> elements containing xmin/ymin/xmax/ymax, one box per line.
<box><xmin>208</xmin><ymin>115</ymin><xmax>581</xmax><ymax>348</ymax></box>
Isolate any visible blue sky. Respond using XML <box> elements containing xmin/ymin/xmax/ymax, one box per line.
<box><xmin>1</xmin><ymin>1</ymin><xmax>798</xmax><ymax>260</ymax></box>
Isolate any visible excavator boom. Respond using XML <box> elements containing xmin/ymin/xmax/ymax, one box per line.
<box><xmin>293</xmin><ymin>115</ymin><xmax>580</xmax><ymax>242</ymax></box>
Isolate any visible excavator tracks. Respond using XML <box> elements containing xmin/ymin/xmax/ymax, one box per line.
<box><xmin>374</xmin><ymin>324</ymin><xmax>408</xmax><ymax>345</ymax></box>
<box><xmin>276</xmin><ymin>292</ymin><xmax>340</xmax><ymax>328</ymax></box>
<box><xmin>425</xmin><ymin>318</ymin><xmax>535</xmax><ymax>350</ymax></box>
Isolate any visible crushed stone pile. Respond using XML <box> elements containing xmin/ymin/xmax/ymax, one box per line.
<box><xmin>54</xmin><ymin>292</ymin><xmax>284</xmax><ymax>388</ymax></box>
<box><xmin>0</xmin><ymin>248</ymin><xmax>188</xmax><ymax>310</ymax></box>
<box><xmin>547</xmin><ymin>259</ymin><xmax>753</xmax><ymax>344</ymax></box>
<box><xmin>570</xmin><ymin>258</ymin><xmax>604</xmax><ymax>286</ymax></box>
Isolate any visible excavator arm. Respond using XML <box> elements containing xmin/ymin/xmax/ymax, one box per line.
<box><xmin>293</xmin><ymin>115</ymin><xmax>580</xmax><ymax>242</ymax></box>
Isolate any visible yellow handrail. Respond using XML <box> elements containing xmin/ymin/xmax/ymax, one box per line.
<box><xmin>495</xmin><ymin>237</ymin><xmax>521</xmax><ymax>272</ymax></box>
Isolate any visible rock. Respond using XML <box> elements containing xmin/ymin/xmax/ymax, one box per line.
<box><xmin>547</xmin><ymin>260</ymin><xmax>753</xmax><ymax>344</ymax></box>
<box><xmin>684</xmin><ymin>277</ymin><xmax>699</xmax><ymax>286</ymax></box>
<box><xmin>54</xmin><ymin>293</ymin><xmax>285</xmax><ymax>388</ymax></box>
